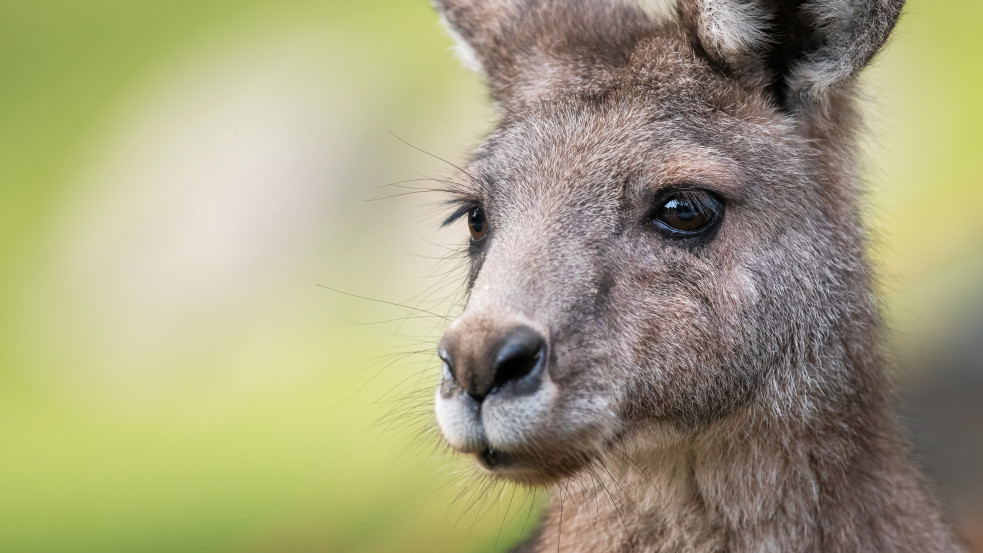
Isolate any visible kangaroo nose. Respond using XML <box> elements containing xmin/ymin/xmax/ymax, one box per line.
<box><xmin>439</xmin><ymin>324</ymin><xmax>547</xmax><ymax>402</ymax></box>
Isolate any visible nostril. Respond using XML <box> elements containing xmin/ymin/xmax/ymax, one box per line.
<box><xmin>439</xmin><ymin>323</ymin><xmax>546</xmax><ymax>401</ymax></box>
<box><xmin>491</xmin><ymin>326</ymin><xmax>547</xmax><ymax>394</ymax></box>
<box><xmin>438</xmin><ymin>348</ymin><xmax>455</xmax><ymax>380</ymax></box>
<box><xmin>494</xmin><ymin>346</ymin><xmax>540</xmax><ymax>386</ymax></box>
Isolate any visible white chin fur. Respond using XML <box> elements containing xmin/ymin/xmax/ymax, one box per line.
<box><xmin>436</xmin><ymin>377</ymin><xmax>618</xmax><ymax>458</ymax></box>
<box><xmin>481</xmin><ymin>380</ymin><xmax>557</xmax><ymax>449</ymax></box>
<box><xmin>434</xmin><ymin>388</ymin><xmax>486</xmax><ymax>452</ymax></box>
<box><xmin>435</xmin><ymin>380</ymin><xmax>559</xmax><ymax>453</ymax></box>
<box><xmin>434</xmin><ymin>380</ymin><xmax>557</xmax><ymax>453</ymax></box>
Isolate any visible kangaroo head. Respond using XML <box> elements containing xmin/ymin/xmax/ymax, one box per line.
<box><xmin>432</xmin><ymin>0</ymin><xmax>902</xmax><ymax>485</ymax></box>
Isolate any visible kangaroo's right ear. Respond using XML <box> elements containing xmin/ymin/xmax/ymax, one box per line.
<box><xmin>432</xmin><ymin>0</ymin><xmax>652</xmax><ymax>108</ymax></box>
<box><xmin>679</xmin><ymin>0</ymin><xmax>905</xmax><ymax>114</ymax></box>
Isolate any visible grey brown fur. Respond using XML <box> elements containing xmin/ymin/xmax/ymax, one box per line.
<box><xmin>428</xmin><ymin>0</ymin><xmax>966</xmax><ymax>551</ymax></box>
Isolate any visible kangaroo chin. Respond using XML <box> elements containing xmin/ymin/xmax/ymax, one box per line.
<box><xmin>425</xmin><ymin>0</ymin><xmax>966</xmax><ymax>551</ymax></box>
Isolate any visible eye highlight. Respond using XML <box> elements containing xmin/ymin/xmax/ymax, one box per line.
<box><xmin>647</xmin><ymin>189</ymin><xmax>724</xmax><ymax>239</ymax></box>
<box><xmin>467</xmin><ymin>206</ymin><xmax>488</xmax><ymax>241</ymax></box>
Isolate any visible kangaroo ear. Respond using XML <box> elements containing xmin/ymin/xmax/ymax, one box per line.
<box><xmin>432</xmin><ymin>0</ymin><xmax>651</xmax><ymax>107</ymax></box>
<box><xmin>432</xmin><ymin>0</ymin><xmax>519</xmax><ymax>77</ymax></box>
<box><xmin>680</xmin><ymin>0</ymin><xmax>905</xmax><ymax>113</ymax></box>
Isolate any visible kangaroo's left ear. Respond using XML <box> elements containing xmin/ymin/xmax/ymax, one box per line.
<box><xmin>680</xmin><ymin>0</ymin><xmax>905</xmax><ymax>113</ymax></box>
<box><xmin>432</xmin><ymin>0</ymin><xmax>652</xmax><ymax>109</ymax></box>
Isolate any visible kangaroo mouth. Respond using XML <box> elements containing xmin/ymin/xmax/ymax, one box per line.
<box><xmin>477</xmin><ymin>446</ymin><xmax>516</xmax><ymax>470</ymax></box>
<box><xmin>435</xmin><ymin>359</ymin><xmax>621</xmax><ymax>484</ymax></box>
<box><xmin>469</xmin><ymin>430</ymin><xmax>614</xmax><ymax>485</ymax></box>
<box><xmin>473</xmin><ymin>445</ymin><xmax>571</xmax><ymax>485</ymax></box>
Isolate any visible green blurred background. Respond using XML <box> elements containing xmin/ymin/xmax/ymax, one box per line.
<box><xmin>0</xmin><ymin>1</ymin><xmax>980</xmax><ymax>552</ymax></box>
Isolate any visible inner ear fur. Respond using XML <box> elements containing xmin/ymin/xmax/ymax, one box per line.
<box><xmin>433</xmin><ymin>0</ymin><xmax>653</xmax><ymax>108</ymax></box>
<box><xmin>680</xmin><ymin>0</ymin><xmax>905</xmax><ymax>113</ymax></box>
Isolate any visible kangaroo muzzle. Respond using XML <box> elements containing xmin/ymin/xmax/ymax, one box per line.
<box><xmin>438</xmin><ymin>318</ymin><xmax>548</xmax><ymax>402</ymax></box>
<box><xmin>434</xmin><ymin>310</ymin><xmax>561</xmax><ymax>463</ymax></box>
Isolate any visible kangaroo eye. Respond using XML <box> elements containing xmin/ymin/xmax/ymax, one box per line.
<box><xmin>468</xmin><ymin>207</ymin><xmax>488</xmax><ymax>241</ymax></box>
<box><xmin>650</xmin><ymin>190</ymin><xmax>724</xmax><ymax>237</ymax></box>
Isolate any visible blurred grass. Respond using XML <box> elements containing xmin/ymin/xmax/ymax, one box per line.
<box><xmin>0</xmin><ymin>0</ymin><xmax>979</xmax><ymax>552</ymax></box>
<box><xmin>0</xmin><ymin>1</ymin><xmax>528</xmax><ymax>552</ymax></box>
<box><xmin>862</xmin><ymin>0</ymin><xmax>983</xmax><ymax>343</ymax></box>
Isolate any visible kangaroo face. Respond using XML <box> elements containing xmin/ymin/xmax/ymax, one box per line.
<box><xmin>431</xmin><ymin>0</ymin><xmax>893</xmax><ymax>485</ymax></box>
<box><xmin>434</xmin><ymin>43</ymin><xmax>837</xmax><ymax>485</ymax></box>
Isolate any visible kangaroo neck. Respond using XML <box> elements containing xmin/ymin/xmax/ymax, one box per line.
<box><xmin>533</xmin><ymin>373</ymin><xmax>954</xmax><ymax>553</ymax></box>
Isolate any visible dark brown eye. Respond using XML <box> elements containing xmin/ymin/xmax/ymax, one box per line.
<box><xmin>468</xmin><ymin>207</ymin><xmax>487</xmax><ymax>241</ymax></box>
<box><xmin>650</xmin><ymin>190</ymin><xmax>723</xmax><ymax>237</ymax></box>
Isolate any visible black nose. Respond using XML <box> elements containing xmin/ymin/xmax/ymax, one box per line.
<box><xmin>439</xmin><ymin>325</ymin><xmax>547</xmax><ymax>402</ymax></box>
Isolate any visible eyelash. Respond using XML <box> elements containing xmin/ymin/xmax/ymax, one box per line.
<box><xmin>644</xmin><ymin>188</ymin><xmax>726</xmax><ymax>240</ymax></box>
<box><xmin>441</xmin><ymin>201</ymin><xmax>481</xmax><ymax>227</ymax></box>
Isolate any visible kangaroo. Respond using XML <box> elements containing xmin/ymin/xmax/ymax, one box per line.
<box><xmin>428</xmin><ymin>0</ymin><xmax>966</xmax><ymax>551</ymax></box>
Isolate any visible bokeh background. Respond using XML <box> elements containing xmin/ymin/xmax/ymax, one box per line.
<box><xmin>0</xmin><ymin>0</ymin><xmax>980</xmax><ymax>552</ymax></box>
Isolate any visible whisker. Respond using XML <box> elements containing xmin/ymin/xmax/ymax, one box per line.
<box><xmin>316</xmin><ymin>284</ymin><xmax>453</xmax><ymax>321</ymax></box>
<box><xmin>387</xmin><ymin>131</ymin><xmax>484</xmax><ymax>189</ymax></box>
<box><xmin>496</xmin><ymin>483</ymin><xmax>519</xmax><ymax>550</ymax></box>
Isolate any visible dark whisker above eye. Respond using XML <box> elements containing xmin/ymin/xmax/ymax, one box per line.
<box><xmin>387</xmin><ymin>131</ymin><xmax>486</xmax><ymax>190</ymax></box>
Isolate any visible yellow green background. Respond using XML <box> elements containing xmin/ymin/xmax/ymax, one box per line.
<box><xmin>0</xmin><ymin>1</ymin><xmax>980</xmax><ymax>552</ymax></box>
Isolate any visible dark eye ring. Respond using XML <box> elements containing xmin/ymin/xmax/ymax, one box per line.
<box><xmin>467</xmin><ymin>206</ymin><xmax>488</xmax><ymax>241</ymax></box>
<box><xmin>648</xmin><ymin>189</ymin><xmax>724</xmax><ymax>238</ymax></box>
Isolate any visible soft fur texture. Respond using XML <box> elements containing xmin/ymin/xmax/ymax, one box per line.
<box><xmin>428</xmin><ymin>0</ymin><xmax>966</xmax><ymax>551</ymax></box>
